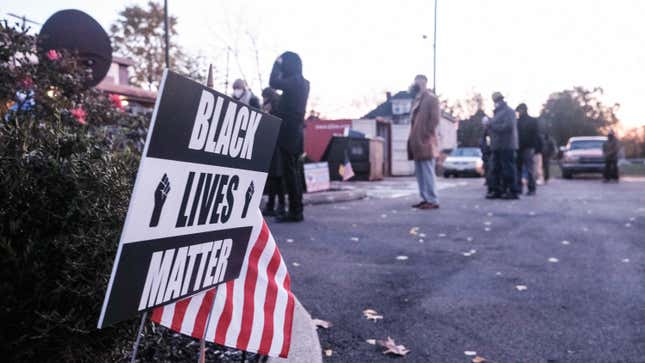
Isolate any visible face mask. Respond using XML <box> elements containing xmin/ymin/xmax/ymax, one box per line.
<box><xmin>233</xmin><ymin>89</ymin><xmax>244</xmax><ymax>98</ymax></box>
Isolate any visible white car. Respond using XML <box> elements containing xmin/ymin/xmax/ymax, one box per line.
<box><xmin>443</xmin><ymin>147</ymin><xmax>484</xmax><ymax>177</ymax></box>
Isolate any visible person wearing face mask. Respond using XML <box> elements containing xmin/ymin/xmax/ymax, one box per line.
<box><xmin>231</xmin><ymin>79</ymin><xmax>260</xmax><ymax>109</ymax></box>
<box><xmin>407</xmin><ymin>74</ymin><xmax>440</xmax><ymax>210</ymax></box>
<box><xmin>269</xmin><ymin>51</ymin><xmax>310</xmax><ymax>222</ymax></box>
<box><xmin>482</xmin><ymin>92</ymin><xmax>519</xmax><ymax>199</ymax></box>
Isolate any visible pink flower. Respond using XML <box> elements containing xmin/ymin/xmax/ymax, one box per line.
<box><xmin>108</xmin><ymin>93</ymin><xmax>125</xmax><ymax>111</ymax></box>
<box><xmin>46</xmin><ymin>49</ymin><xmax>61</xmax><ymax>61</ymax></box>
<box><xmin>71</xmin><ymin>107</ymin><xmax>87</xmax><ymax>125</ymax></box>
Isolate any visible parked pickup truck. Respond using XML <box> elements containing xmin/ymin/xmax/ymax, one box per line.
<box><xmin>559</xmin><ymin>136</ymin><xmax>607</xmax><ymax>179</ymax></box>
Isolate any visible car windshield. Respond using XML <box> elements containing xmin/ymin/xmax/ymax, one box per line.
<box><xmin>569</xmin><ymin>140</ymin><xmax>604</xmax><ymax>150</ymax></box>
<box><xmin>450</xmin><ymin>148</ymin><xmax>481</xmax><ymax>157</ymax></box>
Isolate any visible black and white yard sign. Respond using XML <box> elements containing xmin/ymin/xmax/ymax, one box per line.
<box><xmin>98</xmin><ymin>70</ymin><xmax>281</xmax><ymax>328</ymax></box>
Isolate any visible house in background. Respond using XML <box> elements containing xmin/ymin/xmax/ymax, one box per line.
<box><xmin>96</xmin><ymin>56</ymin><xmax>157</xmax><ymax>115</ymax></box>
<box><xmin>362</xmin><ymin>91</ymin><xmax>458</xmax><ymax>176</ymax></box>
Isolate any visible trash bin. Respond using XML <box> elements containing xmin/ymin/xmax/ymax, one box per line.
<box><xmin>322</xmin><ymin>136</ymin><xmax>383</xmax><ymax>181</ymax></box>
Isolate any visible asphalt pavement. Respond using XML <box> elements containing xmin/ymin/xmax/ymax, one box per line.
<box><xmin>267</xmin><ymin>176</ymin><xmax>645</xmax><ymax>363</ymax></box>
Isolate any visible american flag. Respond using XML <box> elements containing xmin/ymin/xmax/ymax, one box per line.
<box><xmin>150</xmin><ymin>218</ymin><xmax>295</xmax><ymax>358</ymax></box>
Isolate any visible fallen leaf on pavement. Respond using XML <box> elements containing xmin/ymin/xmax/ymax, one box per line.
<box><xmin>366</xmin><ymin>339</ymin><xmax>376</xmax><ymax>345</ymax></box>
<box><xmin>286</xmin><ymin>238</ymin><xmax>294</xmax><ymax>243</ymax></box>
<box><xmin>622</xmin><ymin>258</ymin><xmax>630</xmax><ymax>263</ymax></box>
<box><xmin>292</xmin><ymin>262</ymin><xmax>300</xmax><ymax>267</ymax></box>
<box><xmin>377</xmin><ymin>336</ymin><xmax>410</xmax><ymax>356</ymax></box>
<box><xmin>324</xmin><ymin>349</ymin><xmax>333</xmax><ymax>357</ymax></box>
<box><xmin>484</xmin><ymin>227</ymin><xmax>491</xmax><ymax>232</ymax></box>
<box><xmin>396</xmin><ymin>255</ymin><xmax>408</xmax><ymax>261</ymax></box>
<box><xmin>351</xmin><ymin>237</ymin><xmax>360</xmax><ymax>242</ymax></box>
<box><xmin>464</xmin><ymin>351</ymin><xmax>477</xmax><ymax>356</ymax></box>
<box><xmin>561</xmin><ymin>240</ymin><xmax>571</xmax><ymax>245</ymax></box>
<box><xmin>409</xmin><ymin>227</ymin><xmax>419</xmax><ymax>236</ymax></box>
<box><xmin>515</xmin><ymin>285</ymin><xmax>528</xmax><ymax>291</ymax></box>
<box><xmin>312</xmin><ymin>318</ymin><xmax>333</xmax><ymax>329</ymax></box>
<box><xmin>419</xmin><ymin>233</ymin><xmax>427</xmax><ymax>238</ymax></box>
<box><xmin>462</xmin><ymin>249</ymin><xmax>477</xmax><ymax>257</ymax></box>
<box><xmin>472</xmin><ymin>356</ymin><xmax>488</xmax><ymax>363</ymax></box>
<box><xmin>363</xmin><ymin>309</ymin><xmax>384</xmax><ymax>322</ymax></box>
<box><xmin>548</xmin><ymin>257</ymin><xmax>559</xmax><ymax>263</ymax></box>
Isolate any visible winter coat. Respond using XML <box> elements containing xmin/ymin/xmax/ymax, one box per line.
<box><xmin>517</xmin><ymin>114</ymin><xmax>539</xmax><ymax>150</ymax></box>
<box><xmin>269</xmin><ymin>51</ymin><xmax>310</xmax><ymax>155</ymax></box>
<box><xmin>541</xmin><ymin>135</ymin><xmax>556</xmax><ymax>158</ymax></box>
<box><xmin>263</xmin><ymin>95</ymin><xmax>283</xmax><ymax>177</ymax></box>
<box><xmin>603</xmin><ymin>136</ymin><xmax>620</xmax><ymax>160</ymax></box>
<box><xmin>489</xmin><ymin>101</ymin><xmax>518</xmax><ymax>151</ymax></box>
<box><xmin>234</xmin><ymin>90</ymin><xmax>260</xmax><ymax>109</ymax></box>
<box><xmin>407</xmin><ymin>90</ymin><xmax>440</xmax><ymax>161</ymax></box>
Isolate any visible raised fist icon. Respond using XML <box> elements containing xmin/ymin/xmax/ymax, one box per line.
<box><xmin>149</xmin><ymin>173</ymin><xmax>171</xmax><ymax>227</ymax></box>
<box><xmin>242</xmin><ymin>181</ymin><xmax>254</xmax><ymax>218</ymax></box>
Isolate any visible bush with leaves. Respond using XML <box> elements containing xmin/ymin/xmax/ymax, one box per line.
<box><xmin>0</xmin><ymin>20</ymin><xmax>148</xmax><ymax>362</ymax></box>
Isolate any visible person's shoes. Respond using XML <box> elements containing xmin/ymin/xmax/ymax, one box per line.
<box><xmin>275</xmin><ymin>213</ymin><xmax>304</xmax><ymax>223</ymax></box>
<box><xmin>486</xmin><ymin>192</ymin><xmax>501</xmax><ymax>199</ymax></box>
<box><xmin>501</xmin><ymin>192</ymin><xmax>520</xmax><ymax>200</ymax></box>
<box><xmin>262</xmin><ymin>207</ymin><xmax>276</xmax><ymax>217</ymax></box>
<box><xmin>411</xmin><ymin>201</ymin><xmax>426</xmax><ymax>208</ymax></box>
<box><xmin>527</xmin><ymin>190</ymin><xmax>536</xmax><ymax>196</ymax></box>
<box><xmin>418</xmin><ymin>202</ymin><xmax>440</xmax><ymax>210</ymax></box>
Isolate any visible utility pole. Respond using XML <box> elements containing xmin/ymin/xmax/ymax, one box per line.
<box><xmin>164</xmin><ymin>0</ymin><xmax>170</xmax><ymax>68</ymax></box>
<box><xmin>432</xmin><ymin>0</ymin><xmax>437</xmax><ymax>93</ymax></box>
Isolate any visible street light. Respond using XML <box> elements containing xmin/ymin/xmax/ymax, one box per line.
<box><xmin>423</xmin><ymin>0</ymin><xmax>438</xmax><ymax>93</ymax></box>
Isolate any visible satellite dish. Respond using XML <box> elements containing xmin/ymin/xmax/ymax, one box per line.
<box><xmin>38</xmin><ymin>9</ymin><xmax>112</xmax><ymax>89</ymax></box>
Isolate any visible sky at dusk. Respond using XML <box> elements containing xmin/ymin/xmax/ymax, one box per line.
<box><xmin>4</xmin><ymin>0</ymin><xmax>644</xmax><ymax>129</ymax></box>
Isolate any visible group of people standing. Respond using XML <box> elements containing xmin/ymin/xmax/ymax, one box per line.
<box><xmin>231</xmin><ymin>51</ymin><xmax>309</xmax><ymax>223</ymax></box>
<box><xmin>480</xmin><ymin>92</ymin><xmax>556</xmax><ymax>200</ymax></box>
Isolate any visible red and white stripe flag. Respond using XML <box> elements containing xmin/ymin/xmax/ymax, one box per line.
<box><xmin>150</xmin><ymin>218</ymin><xmax>295</xmax><ymax>358</ymax></box>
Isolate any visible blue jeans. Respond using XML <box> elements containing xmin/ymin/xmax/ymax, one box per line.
<box><xmin>415</xmin><ymin>160</ymin><xmax>439</xmax><ymax>204</ymax></box>
<box><xmin>517</xmin><ymin>148</ymin><xmax>536</xmax><ymax>193</ymax></box>
<box><xmin>490</xmin><ymin>149</ymin><xmax>518</xmax><ymax>195</ymax></box>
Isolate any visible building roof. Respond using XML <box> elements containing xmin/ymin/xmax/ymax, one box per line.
<box><xmin>96</xmin><ymin>80</ymin><xmax>157</xmax><ymax>104</ymax></box>
<box><xmin>111</xmin><ymin>56</ymin><xmax>136</xmax><ymax>66</ymax></box>
<box><xmin>363</xmin><ymin>91</ymin><xmax>412</xmax><ymax>118</ymax></box>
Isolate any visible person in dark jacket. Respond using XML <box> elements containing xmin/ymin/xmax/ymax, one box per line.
<box><xmin>231</xmin><ymin>79</ymin><xmax>261</xmax><ymax>109</ymax></box>
<box><xmin>483</xmin><ymin>92</ymin><xmax>519</xmax><ymax>199</ymax></box>
<box><xmin>269</xmin><ymin>51</ymin><xmax>310</xmax><ymax>222</ymax></box>
<box><xmin>541</xmin><ymin>132</ymin><xmax>557</xmax><ymax>183</ymax></box>
<box><xmin>515</xmin><ymin>103</ymin><xmax>539</xmax><ymax>195</ymax></box>
<box><xmin>603</xmin><ymin>130</ymin><xmax>620</xmax><ymax>182</ymax></box>
<box><xmin>261</xmin><ymin>87</ymin><xmax>286</xmax><ymax>216</ymax></box>
<box><xmin>480</xmin><ymin>126</ymin><xmax>495</xmax><ymax>194</ymax></box>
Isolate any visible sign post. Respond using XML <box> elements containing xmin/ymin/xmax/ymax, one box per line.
<box><xmin>98</xmin><ymin>70</ymin><xmax>281</xmax><ymax>331</ymax></box>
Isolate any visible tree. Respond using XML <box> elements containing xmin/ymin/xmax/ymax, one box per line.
<box><xmin>110</xmin><ymin>1</ymin><xmax>205</xmax><ymax>90</ymax></box>
<box><xmin>540</xmin><ymin>86</ymin><xmax>619</xmax><ymax>146</ymax></box>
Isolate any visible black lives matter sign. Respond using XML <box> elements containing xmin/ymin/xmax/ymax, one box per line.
<box><xmin>98</xmin><ymin>71</ymin><xmax>281</xmax><ymax>328</ymax></box>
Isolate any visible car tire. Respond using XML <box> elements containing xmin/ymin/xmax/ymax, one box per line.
<box><xmin>443</xmin><ymin>171</ymin><xmax>451</xmax><ymax>178</ymax></box>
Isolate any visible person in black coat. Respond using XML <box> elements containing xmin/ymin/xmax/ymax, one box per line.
<box><xmin>515</xmin><ymin>103</ymin><xmax>539</xmax><ymax>195</ymax></box>
<box><xmin>261</xmin><ymin>87</ymin><xmax>286</xmax><ymax>216</ymax></box>
<box><xmin>269</xmin><ymin>51</ymin><xmax>310</xmax><ymax>222</ymax></box>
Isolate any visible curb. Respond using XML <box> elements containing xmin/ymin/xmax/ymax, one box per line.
<box><xmin>268</xmin><ymin>298</ymin><xmax>322</xmax><ymax>363</ymax></box>
<box><xmin>303</xmin><ymin>189</ymin><xmax>367</xmax><ymax>206</ymax></box>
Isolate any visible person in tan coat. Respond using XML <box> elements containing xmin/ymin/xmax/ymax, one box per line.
<box><xmin>407</xmin><ymin>74</ymin><xmax>440</xmax><ymax>209</ymax></box>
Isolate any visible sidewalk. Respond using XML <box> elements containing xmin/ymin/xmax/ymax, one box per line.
<box><xmin>268</xmin><ymin>298</ymin><xmax>322</xmax><ymax>363</ymax></box>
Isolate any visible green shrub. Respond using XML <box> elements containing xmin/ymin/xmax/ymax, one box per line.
<box><xmin>0</xmin><ymin>20</ymin><xmax>144</xmax><ymax>362</ymax></box>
